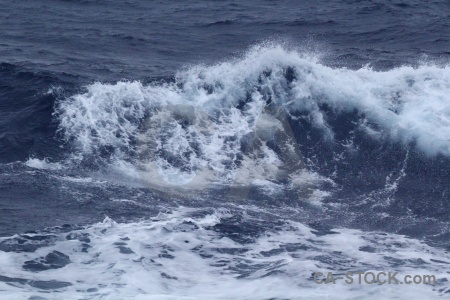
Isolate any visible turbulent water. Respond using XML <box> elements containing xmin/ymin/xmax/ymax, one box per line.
<box><xmin>0</xmin><ymin>1</ymin><xmax>449</xmax><ymax>299</ymax></box>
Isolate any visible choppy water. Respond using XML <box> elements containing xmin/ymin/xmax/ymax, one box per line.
<box><xmin>0</xmin><ymin>1</ymin><xmax>449</xmax><ymax>299</ymax></box>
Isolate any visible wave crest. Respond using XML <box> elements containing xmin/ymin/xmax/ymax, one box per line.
<box><xmin>55</xmin><ymin>44</ymin><xmax>450</xmax><ymax>189</ymax></box>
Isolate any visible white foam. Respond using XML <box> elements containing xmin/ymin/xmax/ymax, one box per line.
<box><xmin>25</xmin><ymin>158</ymin><xmax>63</xmax><ymax>170</ymax></box>
<box><xmin>55</xmin><ymin>44</ymin><xmax>450</xmax><ymax>191</ymax></box>
<box><xmin>0</xmin><ymin>207</ymin><xmax>448</xmax><ymax>299</ymax></box>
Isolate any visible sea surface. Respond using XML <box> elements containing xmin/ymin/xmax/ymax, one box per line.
<box><xmin>0</xmin><ymin>0</ymin><xmax>449</xmax><ymax>299</ymax></box>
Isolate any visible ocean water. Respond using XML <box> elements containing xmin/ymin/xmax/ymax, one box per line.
<box><xmin>0</xmin><ymin>0</ymin><xmax>449</xmax><ymax>299</ymax></box>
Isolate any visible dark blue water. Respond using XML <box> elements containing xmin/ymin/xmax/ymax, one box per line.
<box><xmin>0</xmin><ymin>1</ymin><xmax>449</xmax><ymax>298</ymax></box>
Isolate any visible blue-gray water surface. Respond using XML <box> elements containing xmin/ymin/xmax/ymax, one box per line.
<box><xmin>0</xmin><ymin>1</ymin><xmax>449</xmax><ymax>299</ymax></box>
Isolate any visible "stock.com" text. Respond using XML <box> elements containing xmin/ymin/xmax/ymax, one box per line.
<box><xmin>313</xmin><ymin>271</ymin><xmax>436</xmax><ymax>285</ymax></box>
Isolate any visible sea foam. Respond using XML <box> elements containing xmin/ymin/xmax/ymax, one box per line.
<box><xmin>55</xmin><ymin>44</ymin><xmax>450</xmax><ymax>189</ymax></box>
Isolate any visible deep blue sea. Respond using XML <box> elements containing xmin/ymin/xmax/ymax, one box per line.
<box><xmin>0</xmin><ymin>0</ymin><xmax>449</xmax><ymax>299</ymax></box>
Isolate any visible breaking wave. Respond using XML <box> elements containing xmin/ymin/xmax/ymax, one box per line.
<box><xmin>54</xmin><ymin>44</ymin><xmax>450</xmax><ymax>190</ymax></box>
